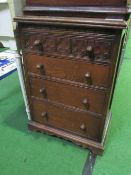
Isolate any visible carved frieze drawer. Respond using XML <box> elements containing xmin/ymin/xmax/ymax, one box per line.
<box><xmin>21</xmin><ymin>27</ymin><xmax>116</xmax><ymax>64</ymax></box>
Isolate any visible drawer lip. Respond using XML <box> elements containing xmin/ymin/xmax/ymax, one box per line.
<box><xmin>23</xmin><ymin>50</ymin><xmax>111</xmax><ymax>64</ymax></box>
<box><xmin>23</xmin><ymin>51</ymin><xmax>112</xmax><ymax>67</ymax></box>
<box><xmin>29</xmin><ymin>73</ymin><xmax>108</xmax><ymax>92</ymax></box>
<box><xmin>30</xmin><ymin>96</ymin><xmax>103</xmax><ymax>119</ymax></box>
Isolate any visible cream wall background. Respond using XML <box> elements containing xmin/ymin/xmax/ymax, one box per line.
<box><xmin>0</xmin><ymin>0</ymin><xmax>25</xmax><ymax>50</ymax></box>
<box><xmin>0</xmin><ymin>0</ymin><xmax>31</xmax><ymax>119</ymax></box>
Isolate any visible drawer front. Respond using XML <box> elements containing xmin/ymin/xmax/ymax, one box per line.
<box><xmin>28</xmin><ymin>77</ymin><xmax>106</xmax><ymax>114</ymax></box>
<box><xmin>22</xmin><ymin>27</ymin><xmax>116</xmax><ymax>64</ymax></box>
<box><xmin>25</xmin><ymin>54</ymin><xmax>110</xmax><ymax>88</ymax></box>
<box><xmin>30</xmin><ymin>98</ymin><xmax>102</xmax><ymax>141</ymax></box>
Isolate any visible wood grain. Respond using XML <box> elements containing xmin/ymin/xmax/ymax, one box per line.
<box><xmin>26</xmin><ymin>0</ymin><xmax>126</xmax><ymax>6</ymax></box>
<box><xmin>25</xmin><ymin>54</ymin><xmax>110</xmax><ymax>88</ymax></box>
<box><xmin>21</xmin><ymin>26</ymin><xmax>115</xmax><ymax>63</ymax></box>
<box><xmin>29</xmin><ymin>76</ymin><xmax>107</xmax><ymax>114</ymax></box>
<box><xmin>30</xmin><ymin>98</ymin><xmax>102</xmax><ymax>141</ymax></box>
<box><xmin>14</xmin><ymin>16</ymin><xmax>127</xmax><ymax>29</ymax></box>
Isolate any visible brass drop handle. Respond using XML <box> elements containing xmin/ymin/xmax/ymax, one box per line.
<box><xmin>86</xmin><ymin>46</ymin><xmax>94</xmax><ymax>60</ymax></box>
<box><xmin>82</xmin><ymin>98</ymin><xmax>89</xmax><ymax>110</ymax></box>
<box><xmin>41</xmin><ymin>112</ymin><xmax>48</xmax><ymax>118</ymax></box>
<box><xmin>80</xmin><ymin>123</ymin><xmax>86</xmax><ymax>131</ymax></box>
<box><xmin>84</xmin><ymin>72</ymin><xmax>92</xmax><ymax>85</ymax></box>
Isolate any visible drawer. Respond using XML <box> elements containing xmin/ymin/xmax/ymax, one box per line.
<box><xmin>25</xmin><ymin>54</ymin><xmax>110</xmax><ymax>88</ymax></box>
<box><xmin>30</xmin><ymin>98</ymin><xmax>102</xmax><ymax>141</ymax></box>
<box><xmin>22</xmin><ymin>27</ymin><xmax>116</xmax><ymax>64</ymax></box>
<box><xmin>28</xmin><ymin>77</ymin><xmax>106</xmax><ymax>114</ymax></box>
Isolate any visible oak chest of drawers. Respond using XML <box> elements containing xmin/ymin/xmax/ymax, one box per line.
<box><xmin>15</xmin><ymin>0</ymin><xmax>131</xmax><ymax>155</ymax></box>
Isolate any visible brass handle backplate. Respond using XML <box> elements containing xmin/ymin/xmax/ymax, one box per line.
<box><xmin>41</xmin><ymin>112</ymin><xmax>48</xmax><ymax>118</ymax></box>
<box><xmin>82</xmin><ymin>98</ymin><xmax>89</xmax><ymax>110</ymax></box>
<box><xmin>39</xmin><ymin>88</ymin><xmax>47</xmax><ymax>97</ymax></box>
<box><xmin>36</xmin><ymin>64</ymin><xmax>43</xmax><ymax>70</ymax></box>
<box><xmin>80</xmin><ymin>123</ymin><xmax>86</xmax><ymax>131</ymax></box>
<box><xmin>36</xmin><ymin>64</ymin><xmax>45</xmax><ymax>74</ymax></box>
<box><xmin>84</xmin><ymin>72</ymin><xmax>92</xmax><ymax>85</ymax></box>
<box><xmin>86</xmin><ymin>46</ymin><xmax>94</xmax><ymax>60</ymax></box>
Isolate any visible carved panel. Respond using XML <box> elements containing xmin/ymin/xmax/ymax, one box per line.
<box><xmin>23</xmin><ymin>34</ymin><xmax>43</xmax><ymax>54</ymax></box>
<box><xmin>71</xmin><ymin>36</ymin><xmax>87</xmax><ymax>58</ymax></box>
<box><xmin>43</xmin><ymin>35</ymin><xmax>56</xmax><ymax>54</ymax></box>
<box><xmin>56</xmin><ymin>36</ymin><xmax>71</xmax><ymax>56</ymax></box>
<box><xmin>22</xmin><ymin>27</ymin><xmax>116</xmax><ymax>63</ymax></box>
<box><xmin>94</xmin><ymin>39</ymin><xmax>112</xmax><ymax>61</ymax></box>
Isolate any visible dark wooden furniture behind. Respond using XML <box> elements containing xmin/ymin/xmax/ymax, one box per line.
<box><xmin>15</xmin><ymin>0</ymin><xmax>131</xmax><ymax>155</ymax></box>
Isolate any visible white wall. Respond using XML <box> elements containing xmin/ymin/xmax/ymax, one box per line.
<box><xmin>0</xmin><ymin>3</ymin><xmax>14</xmax><ymax>38</ymax></box>
<box><xmin>0</xmin><ymin>0</ymin><xmax>25</xmax><ymax>50</ymax></box>
<box><xmin>8</xmin><ymin>0</ymin><xmax>26</xmax><ymax>29</ymax></box>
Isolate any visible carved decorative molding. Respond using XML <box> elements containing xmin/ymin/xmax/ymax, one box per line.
<box><xmin>22</xmin><ymin>27</ymin><xmax>115</xmax><ymax>63</ymax></box>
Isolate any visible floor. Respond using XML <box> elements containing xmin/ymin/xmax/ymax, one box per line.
<box><xmin>0</xmin><ymin>72</ymin><xmax>88</xmax><ymax>175</ymax></box>
<box><xmin>0</xmin><ymin>34</ymin><xmax>131</xmax><ymax>175</ymax></box>
<box><xmin>93</xmin><ymin>58</ymin><xmax>131</xmax><ymax>175</ymax></box>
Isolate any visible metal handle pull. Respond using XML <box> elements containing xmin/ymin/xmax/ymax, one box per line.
<box><xmin>41</xmin><ymin>112</ymin><xmax>47</xmax><ymax>118</ymax></box>
<box><xmin>82</xmin><ymin>98</ymin><xmax>89</xmax><ymax>110</ymax></box>
<box><xmin>80</xmin><ymin>123</ymin><xmax>86</xmax><ymax>131</ymax></box>
<box><xmin>84</xmin><ymin>72</ymin><xmax>92</xmax><ymax>85</ymax></box>
<box><xmin>86</xmin><ymin>46</ymin><xmax>94</xmax><ymax>60</ymax></box>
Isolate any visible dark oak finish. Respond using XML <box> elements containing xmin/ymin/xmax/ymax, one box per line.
<box><xmin>30</xmin><ymin>98</ymin><xmax>102</xmax><ymax>141</ymax></box>
<box><xmin>15</xmin><ymin>16</ymin><xmax>127</xmax><ymax>29</ymax></box>
<box><xmin>28</xmin><ymin>76</ymin><xmax>107</xmax><ymax>114</ymax></box>
<box><xmin>26</xmin><ymin>0</ymin><xmax>127</xmax><ymax>6</ymax></box>
<box><xmin>21</xmin><ymin>26</ymin><xmax>116</xmax><ymax>63</ymax></box>
<box><xmin>28</xmin><ymin>111</ymin><xmax>112</xmax><ymax>155</ymax></box>
<box><xmin>24</xmin><ymin>6</ymin><xmax>130</xmax><ymax>15</ymax></box>
<box><xmin>25</xmin><ymin>54</ymin><xmax>110</xmax><ymax>88</ymax></box>
<box><xmin>15</xmin><ymin>0</ymin><xmax>130</xmax><ymax>155</ymax></box>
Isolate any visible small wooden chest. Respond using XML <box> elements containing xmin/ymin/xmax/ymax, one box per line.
<box><xmin>15</xmin><ymin>0</ymin><xmax>131</xmax><ymax>154</ymax></box>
